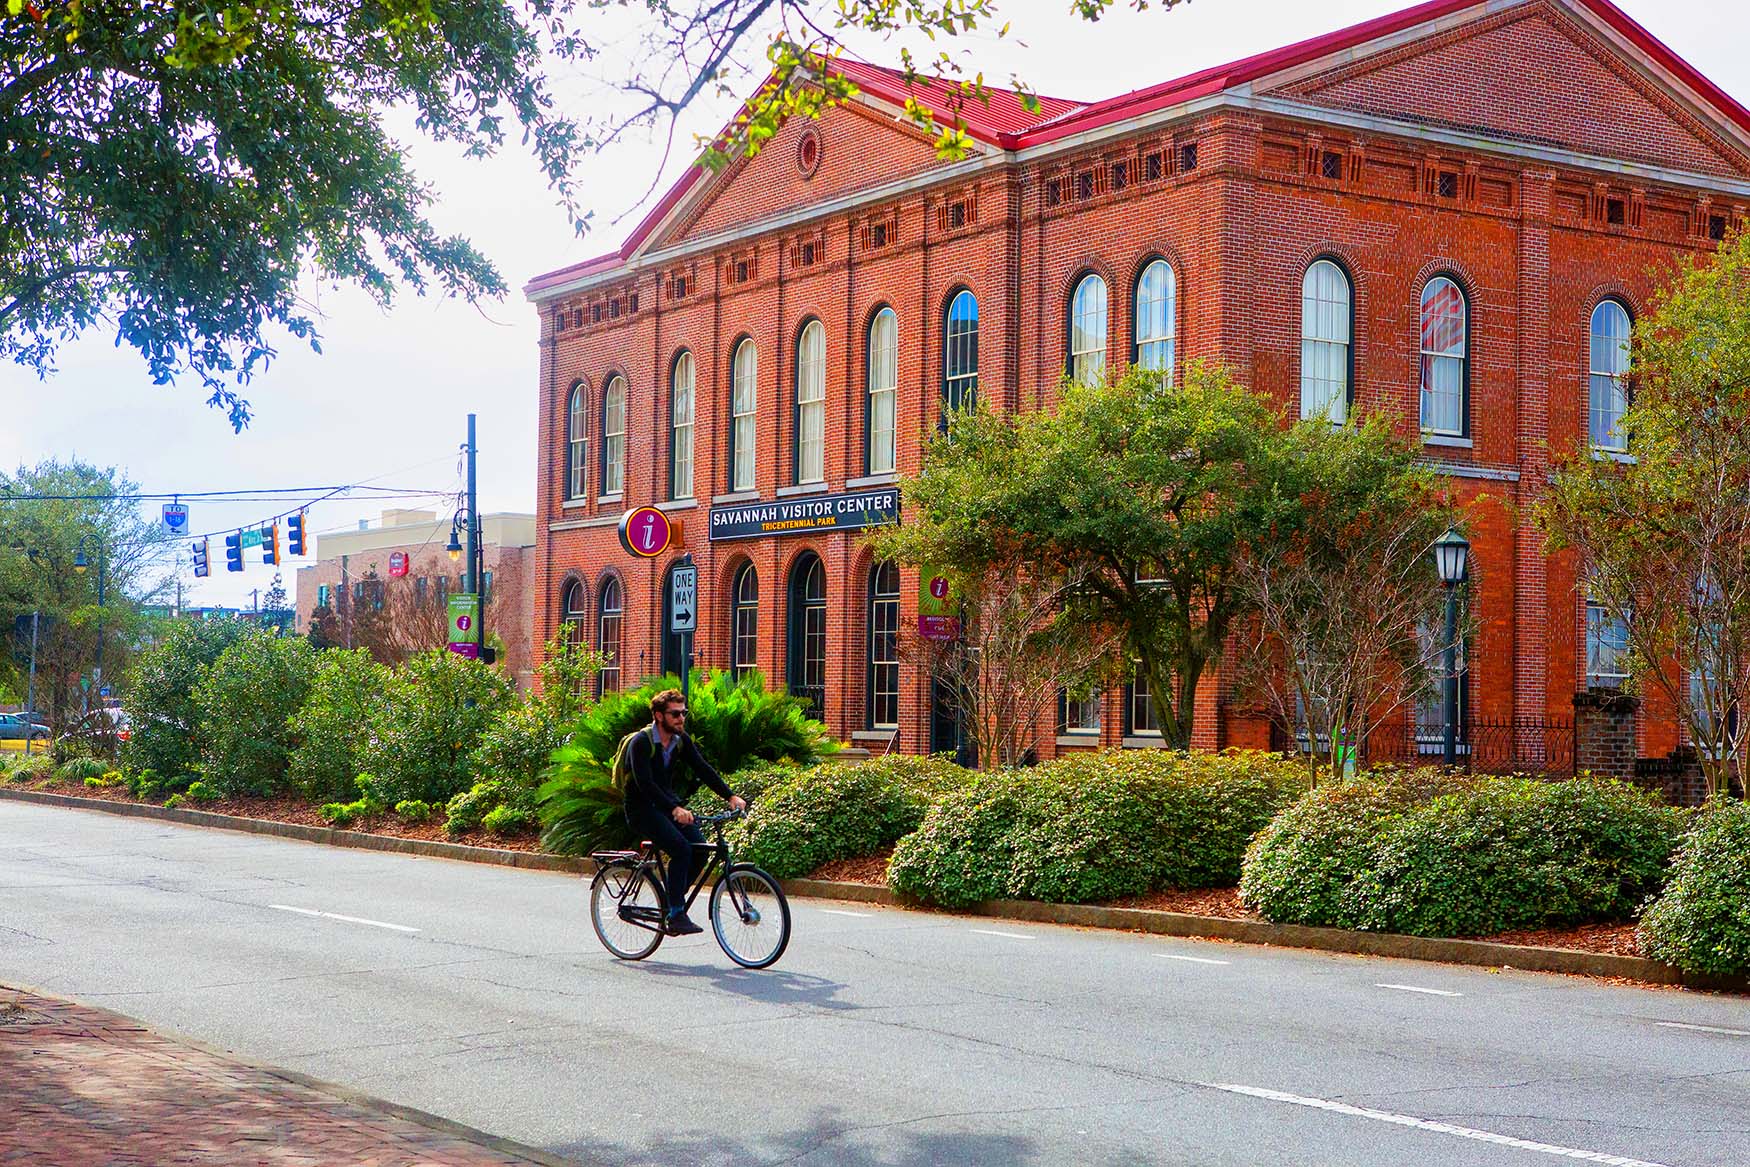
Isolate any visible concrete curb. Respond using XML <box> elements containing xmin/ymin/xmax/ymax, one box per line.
<box><xmin>7</xmin><ymin>786</ymin><xmax>1745</xmax><ymax>993</ymax></box>
<box><xmin>0</xmin><ymin>980</ymin><xmax>579</xmax><ymax>1167</ymax></box>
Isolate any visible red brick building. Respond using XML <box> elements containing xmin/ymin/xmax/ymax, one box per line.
<box><xmin>525</xmin><ymin>0</ymin><xmax>1750</xmax><ymax>766</ymax></box>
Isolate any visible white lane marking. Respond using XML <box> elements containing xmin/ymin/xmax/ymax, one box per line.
<box><xmin>970</xmin><ymin>928</ymin><xmax>1034</xmax><ymax>940</ymax></box>
<box><xmin>268</xmin><ymin>905</ymin><xmax>420</xmax><ymax>933</ymax></box>
<box><xmin>1201</xmin><ymin>1083</ymin><xmax>1672</xmax><ymax>1167</ymax></box>
<box><xmin>1376</xmin><ymin>983</ymin><xmax>1462</xmax><ymax>997</ymax></box>
<box><xmin>1158</xmin><ymin>953</ymin><xmax>1231</xmax><ymax>965</ymax></box>
<box><xmin>1656</xmin><ymin>1020</ymin><xmax>1750</xmax><ymax>1037</ymax></box>
<box><xmin>819</xmin><ymin>908</ymin><xmax>871</xmax><ymax>918</ymax></box>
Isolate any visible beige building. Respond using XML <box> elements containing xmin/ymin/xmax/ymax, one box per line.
<box><xmin>295</xmin><ymin>509</ymin><xmax>539</xmax><ymax>689</ymax></box>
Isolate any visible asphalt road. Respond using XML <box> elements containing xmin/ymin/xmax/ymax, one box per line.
<box><xmin>2</xmin><ymin>801</ymin><xmax>1747</xmax><ymax>1167</ymax></box>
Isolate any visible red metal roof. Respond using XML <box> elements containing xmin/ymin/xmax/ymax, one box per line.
<box><xmin>526</xmin><ymin>0</ymin><xmax>1750</xmax><ymax>297</ymax></box>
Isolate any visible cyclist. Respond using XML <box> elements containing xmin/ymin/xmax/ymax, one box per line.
<box><xmin>625</xmin><ymin>688</ymin><xmax>745</xmax><ymax>935</ymax></box>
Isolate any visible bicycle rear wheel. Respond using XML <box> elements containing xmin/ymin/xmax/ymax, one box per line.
<box><xmin>590</xmin><ymin>862</ymin><xmax>666</xmax><ymax>960</ymax></box>
<box><xmin>709</xmin><ymin>865</ymin><xmax>791</xmax><ymax>969</ymax></box>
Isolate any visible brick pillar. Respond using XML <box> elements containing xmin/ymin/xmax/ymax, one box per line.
<box><xmin>1572</xmin><ymin>690</ymin><xmax>1637</xmax><ymax>781</ymax></box>
<box><xmin>1514</xmin><ymin>171</ymin><xmax>1555</xmax><ymax>718</ymax></box>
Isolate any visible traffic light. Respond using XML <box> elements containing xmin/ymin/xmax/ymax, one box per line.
<box><xmin>262</xmin><ymin>521</ymin><xmax>280</xmax><ymax>566</ymax></box>
<box><xmin>191</xmin><ymin>538</ymin><xmax>210</xmax><ymax>578</ymax></box>
<box><xmin>224</xmin><ymin>531</ymin><xmax>243</xmax><ymax>573</ymax></box>
<box><xmin>286</xmin><ymin>511</ymin><xmax>306</xmax><ymax>557</ymax></box>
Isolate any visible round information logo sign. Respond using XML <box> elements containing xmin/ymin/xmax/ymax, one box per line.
<box><xmin>618</xmin><ymin>507</ymin><xmax>674</xmax><ymax>558</ymax></box>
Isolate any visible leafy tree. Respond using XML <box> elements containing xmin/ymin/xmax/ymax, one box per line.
<box><xmin>121</xmin><ymin>616</ymin><xmax>250</xmax><ymax>784</ymax></box>
<box><xmin>358</xmin><ymin>649</ymin><xmax>515</xmax><ymax>806</ymax></box>
<box><xmin>883</xmin><ymin>364</ymin><xmax>1283</xmax><ymax>749</ymax></box>
<box><xmin>1230</xmin><ymin>412</ymin><xmax>1458</xmax><ymax>776</ymax></box>
<box><xmin>287</xmin><ymin>647</ymin><xmax>391</xmax><ymax>802</ymax></box>
<box><xmin>5</xmin><ymin>0</ymin><xmax>1183</xmax><ymax>424</ymax></box>
<box><xmin>1538</xmin><ymin>227</ymin><xmax>1750</xmax><ymax>799</ymax></box>
<box><xmin>194</xmin><ymin>627</ymin><xmax>315</xmax><ymax>796</ymax></box>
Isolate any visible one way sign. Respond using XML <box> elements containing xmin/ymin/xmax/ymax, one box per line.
<box><xmin>669</xmin><ymin>563</ymin><xmax>697</xmax><ymax>633</ymax></box>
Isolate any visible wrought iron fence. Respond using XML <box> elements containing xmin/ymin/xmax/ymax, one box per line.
<box><xmin>1272</xmin><ymin>717</ymin><xmax>1576</xmax><ymax>776</ymax></box>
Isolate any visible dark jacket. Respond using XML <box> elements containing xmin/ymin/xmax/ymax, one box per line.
<box><xmin>624</xmin><ymin>725</ymin><xmax>732</xmax><ymax>818</ymax></box>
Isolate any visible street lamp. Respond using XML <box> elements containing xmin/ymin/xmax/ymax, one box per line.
<box><xmin>73</xmin><ymin>533</ymin><xmax>106</xmax><ymax>710</ymax></box>
<box><xmin>1431</xmin><ymin>527</ymin><xmax>1470</xmax><ymax>767</ymax></box>
<box><xmin>445</xmin><ymin>523</ymin><xmax>463</xmax><ymax>562</ymax></box>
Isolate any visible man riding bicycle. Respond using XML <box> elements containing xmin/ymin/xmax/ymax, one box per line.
<box><xmin>624</xmin><ymin>688</ymin><xmax>745</xmax><ymax>935</ymax></box>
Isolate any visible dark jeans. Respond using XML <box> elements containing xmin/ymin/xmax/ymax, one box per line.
<box><xmin>629</xmin><ymin>805</ymin><xmax>707</xmax><ymax>917</ymax></box>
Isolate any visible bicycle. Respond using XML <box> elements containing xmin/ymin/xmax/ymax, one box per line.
<box><xmin>588</xmin><ymin>807</ymin><xmax>792</xmax><ymax>969</ymax></box>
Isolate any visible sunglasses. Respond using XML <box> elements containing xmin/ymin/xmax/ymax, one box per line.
<box><xmin>665</xmin><ymin>708</ymin><xmax>688</xmax><ymax>717</ymax></box>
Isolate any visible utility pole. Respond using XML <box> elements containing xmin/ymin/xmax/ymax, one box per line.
<box><xmin>23</xmin><ymin>610</ymin><xmax>38</xmax><ymax>757</ymax></box>
<box><xmin>340</xmin><ymin>553</ymin><xmax>353</xmax><ymax>649</ymax></box>
<box><xmin>465</xmin><ymin>413</ymin><xmax>490</xmax><ymax>663</ymax></box>
<box><xmin>250</xmin><ymin>588</ymin><xmax>259</xmax><ymax>613</ymax></box>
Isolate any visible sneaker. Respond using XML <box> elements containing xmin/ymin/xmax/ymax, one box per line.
<box><xmin>666</xmin><ymin>913</ymin><xmax>704</xmax><ymax>936</ymax></box>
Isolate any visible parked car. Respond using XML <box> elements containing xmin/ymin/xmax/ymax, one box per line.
<box><xmin>0</xmin><ymin>714</ymin><xmax>51</xmax><ymax>743</ymax></box>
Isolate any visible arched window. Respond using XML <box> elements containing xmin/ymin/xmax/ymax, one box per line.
<box><xmin>868</xmin><ymin>562</ymin><xmax>901</xmax><ymax>729</ymax></box>
<box><xmin>601</xmin><ymin>375</ymin><xmax>626</xmax><ymax>495</ymax></box>
<box><xmin>1301</xmin><ymin>260</ymin><xmax>1353</xmax><ymax>423</ymax></box>
<box><xmin>566</xmin><ymin>384</ymin><xmax>588</xmax><ymax>500</ymax></box>
<box><xmin>561</xmin><ymin>579</ymin><xmax>587</xmax><ymax>644</ymax></box>
<box><xmin>731</xmin><ymin>339</ymin><xmax>758</xmax><ymax>492</ymax></box>
<box><xmin>671</xmin><ymin>351</ymin><xmax>694</xmax><ymax>499</ymax></box>
<box><xmin>795</xmin><ymin>320</ymin><xmax>826</xmax><ymax>484</ymax></box>
<box><xmin>1134</xmin><ymin>260</ymin><xmax>1176</xmax><ymax>381</ymax></box>
<box><xmin>943</xmin><ymin>290</ymin><xmax>978</xmax><ymax>415</ymax></box>
<box><xmin>596</xmin><ymin>576</ymin><xmax>623</xmax><ymax>694</ymax></box>
<box><xmin>732</xmin><ymin>562</ymin><xmax>758</xmax><ymax>679</ymax></box>
<box><xmin>867</xmin><ymin>308</ymin><xmax>898</xmax><ymax>474</ymax></box>
<box><xmin>786</xmin><ymin>552</ymin><xmax>827</xmax><ymax>716</ymax></box>
<box><xmin>1069</xmin><ymin>274</ymin><xmax>1109</xmax><ymax>384</ymax></box>
<box><xmin>1419</xmin><ymin>276</ymin><xmax>1468</xmax><ymax>436</ymax></box>
<box><xmin>1589</xmin><ymin>300</ymin><xmax>1631</xmax><ymax>451</ymax></box>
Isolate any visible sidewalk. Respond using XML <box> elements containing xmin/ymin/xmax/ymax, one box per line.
<box><xmin>0</xmin><ymin>987</ymin><xmax>569</xmax><ymax>1167</ymax></box>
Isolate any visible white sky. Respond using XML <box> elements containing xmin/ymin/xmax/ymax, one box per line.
<box><xmin>2</xmin><ymin>0</ymin><xmax>1743</xmax><ymax>609</ymax></box>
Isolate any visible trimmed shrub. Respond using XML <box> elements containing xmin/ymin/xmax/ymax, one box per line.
<box><xmin>288</xmin><ymin>650</ymin><xmax>390</xmax><ymax>803</ymax></box>
<box><xmin>395</xmin><ymin>799</ymin><xmax>434</xmax><ymax>823</ymax></box>
<box><xmin>733</xmin><ymin>755</ymin><xmax>970</xmax><ymax>879</ymax></box>
<box><xmin>481</xmin><ymin>804</ymin><xmax>537</xmax><ymax>836</ymax></box>
<box><xmin>358</xmin><ymin>651</ymin><xmax>515</xmax><ymax>807</ymax></box>
<box><xmin>194</xmin><ymin>629</ymin><xmax>315</xmax><ymax>797</ymax></box>
<box><xmin>1242</xmin><ymin>772</ymin><xmax>1687</xmax><ymax>937</ymax></box>
<box><xmin>185</xmin><ymin>781</ymin><xmax>221</xmax><ymax>802</ymax></box>
<box><xmin>122</xmin><ymin>618</ymin><xmax>249</xmax><ymax>786</ymax></box>
<box><xmin>55</xmin><ymin>756</ymin><xmax>109</xmax><ymax>784</ymax></box>
<box><xmin>1639</xmin><ymin>802</ymin><xmax>1750</xmax><ymax>977</ymax></box>
<box><xmin>889</xmin><ymin>750</ymin><xmax>1308</xmax><ymax>908</ymax></box>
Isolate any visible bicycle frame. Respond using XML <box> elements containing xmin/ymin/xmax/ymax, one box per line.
<box><xmin>607</xmin><ymin>813</ymin><xmax>748</xmax><ymax>934</ymax></box>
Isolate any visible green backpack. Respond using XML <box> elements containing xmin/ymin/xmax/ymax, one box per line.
<box><xmin>610</xmin><ymin>725</ymin><xmax>659</xmax><ymax>802</ymax></box>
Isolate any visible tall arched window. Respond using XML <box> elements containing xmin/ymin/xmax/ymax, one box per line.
<box><xmin>601</xmin><ymin>375</ymin><xmax>626</xmax><ymax>494</ymax></box>
<box><xmin>596</xmin><ymin>576</ymin><xmax>623</xmax><ymax>694</ymax></box>
<box><xmin>1301</xmin><ymin>260</ymin><xmax>1353</xmax><ymax>423</ymax></box>
<box><xmin>868</xmin><ymin>562</ymin><xmax>901</xmax><ymax>729</ymax></box>
<box><xmin>671</xmin><ymin>351</ymin><xmax>694</xmax><ymax>499</ymax></box>
<box><xmin>732</xmin><ymin>562</ymin><xmax>758</xmax><ymax>679</ymax></box>
<box><xmin>1590</xmin><ymin>300</ymin><xmax>1631</xmax><ymax>451</ymax></box>
<box><xmin>561</xmin><ymin>579</ymin><xmax>587</xmax><ymax>644</ymax></box>
<box><xmin>867</xmin><ymin>308</ymin><xmax>898</xmax><ymax>474</ymax></box>
<box><xmin>943</xmin><ymin>290</ymin><xmax>978</xmax><ymax>415</ymax></box>
<box><xmin>1419</xmin><ymin>276</ymin><xmax>1468</xmax><ymax>436</ymax></box>
<box><xmin>786</xmin><ymin>552</ymin><xmax>827</xmax><ymax>715</ymax></box>
<box><xmin>567</xmin><ymin>384</ymin><xmax>588</xmax><ymax>500</ymax></box>
<box><xmin>1070</xmin><ymin>274</ymin><xmax>1109</xmax><ymax>384</ymax></box>
<box><xmin>795</xmin><ymin>320</ymin><xmax>826</xmax><ymax>484</ymax></box>
<box><xmin>1134</xmin><ymin>260</ymin><xmax>1176</xmax><ymax>380</ymax></box>
<box><xmin>731</xmin><ymin>339</ymin><xmax>758</xmax><ymax>491</ymax></box>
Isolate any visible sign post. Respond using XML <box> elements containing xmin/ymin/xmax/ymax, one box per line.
<box><xmin>669</xmin><ymin>554</ymin><xmax>697</xmax><ymax>698</ymax></box>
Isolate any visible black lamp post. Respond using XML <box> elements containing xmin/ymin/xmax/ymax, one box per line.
<box><xmin>72</xmin><ymin>534</ymin><xmax>105</xmax><ymax>708</ymax></box>
<box><xmin>1431</xmin><ymin>527</ymin><xmax>1470</xmax><ymax>767</ymax></box>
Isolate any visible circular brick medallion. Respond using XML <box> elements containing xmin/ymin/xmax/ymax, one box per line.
<box><xmin>797</xmin><ymin>128</ymin><xmax>822</xmax><ymax>179</ymax></box>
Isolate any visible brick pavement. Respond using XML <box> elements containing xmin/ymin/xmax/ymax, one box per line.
<box><xmin>0</xmin><ymin>987</ymin><xmax>569</xmax><ymax>1167</ymax></box>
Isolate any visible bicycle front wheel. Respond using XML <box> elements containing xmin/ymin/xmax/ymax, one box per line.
<box><xmin>590</xmin><ymin>862</ymin><xmax>666</xmax><ymax>961</ymax></box>
<box><xmin>709</xmin><ymin>865</ymin><xmax>791</xmax><ymax>969</ymax></box>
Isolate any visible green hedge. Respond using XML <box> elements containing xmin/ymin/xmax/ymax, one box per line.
<box><xmin>889</xmin><ymin>750</ymin><xmax>1308</xmax><ymax>908</ymax></box>
<box><xmin>732</xmin><ymin>755</ymin><xmax>969</xmax><ymax>879</ymax></box>
<box><xmin>1241</xmin><ymin>771</ymin><xmax>1687</xmax><ymax>937</ymax></box>
<box><xmin>1639</xmin><ymin>801</ymin><xmax>1750</xmax><ymax>977</ymax></box>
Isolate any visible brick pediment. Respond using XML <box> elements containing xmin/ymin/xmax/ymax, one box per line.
<box><xmin>1267</xmin><ymin>1</ymin><xmax>1750</xmax><ymax>179</ymax></box>
<box><xmin>649</xmin><ymin>102</ymin><xmax>961</xmax><ymax>251</ymax></box>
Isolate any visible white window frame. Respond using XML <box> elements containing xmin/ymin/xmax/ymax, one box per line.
<box><xmin>602</xmin><ymin>375</ymin><xmax>626</xmax><ymax>495</ymax></box>
<box><xmin>1134</xmin><ymin>261</ymin><xmax>1176</xmax><ymax>382</ymax></box>
<box><xmin>944</xmin><ymin>290</ymin><xmax>978</xmax><ymax>413</ymax></box>
<box><xmin>868</xmin><ymin>308</ymin><xmax>898</xmax><ymax>474</ymax></box>
<box><xmin>1419</xmin><ymin>277</ymin><xmax>1467</xmax><ymax>437</ymax></box>
<box><xmin>567</xmin><ymin>384</ymin><xmax>588</xmax><ymax>500</ymax></box>
<box><xmin>1070</xmin><ymin>274</ymin><xmax>1108</xmax><ymax>385</ymax></box>
<box><xmin>1589</xmin><ymin>300</ymin><xmax>1631</xmax><ymax>452</ymax></box>
<box><xmin>1301</xmin><ymin>260</ymin><xmax>1351</xmax><ymax>424</ymax></box>
<box><xmin>671</xmin><ymin>351</ymin><xmax>694</xmax><ymax>499</ymax></box>
<box><xmin>796</xmin><ymin>321</ymin><xmax>826</xmax><ymax>484</ymax></box>
<box><xmin>732</xmin><ymin>339</ymin><xmax>757</xmax><ymax>492</ymax></box>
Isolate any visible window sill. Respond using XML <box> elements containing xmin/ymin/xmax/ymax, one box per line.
<box><xmin>1422</xmin><ymin>433</ymin><xmax>1473</xmax><ymax>449</ymax></box>
<box><xmin>549</xmin><ymin>513</ymin><xmax>626</xmax><ymax>531</ymax></box>
<box><xmin>852</xmin><ymin>729</ymin><xmax>898</xmax><ymax>743</ymax></box>
<box><xmin>713</xmin><ymin>490</ymin><xmax>761</xmax><ymax>505</ymax></box>
<box><xmin>1122</xmin><ymin>735</ymin><xmax>1167</xmax><ymax>749</ymax></box>
<box><xmin>1056</xmin><ymin>734</ymin><xmax>1102</xmax><ymax>748</ymax></box>
<box><xmin>1590</xmin><ymin>448</ymin><xmax>1636</xmax><ymax>464</ymax></box>
<box><xmin>561</xmin><ymin>498</ymin><xmax>589</xmax><ymax>511</ymax></box>
<box><xmin>597</xmin><ymin>493</ymin><xmax>623</xmax><ymax>505</ymax></box>
<box><xmin>846</xmin><ymin>473</ymin><xmax>898</xmax><ymax>489</ymax></box>
<box><xmin>658</xmin><ymin>498</ymin><xmax>697</xmax><ymax>512</ymax></box>
<box><xmin>776</xmin><ymin>482</ymin><xmax>829</xmax><ymax>498</ymax></box>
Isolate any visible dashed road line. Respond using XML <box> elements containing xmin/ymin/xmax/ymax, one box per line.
<box><xmin>1157</xmin><ymin>953</ymin><xmax>1231</xmax><ymax>965</ymax></box>
<box><xmin>1376</xmin><ymin>983</ymin><xmax>1462</xmax><ymax>997</ymax></box>
<box><xmin>1655</xmin><ymin>1020</ymin><xmax>1750</xmax><ymax>1037</ymax></box>
<box><xmin>268</xmin><ymin>905</ymin><xmax>420</xmax><ymax>933</ymax></box>
<box><xmin>819</xmin><ymin>908</ymin><xmax>872</xmax><ymax>918</ymax></box>
<box><xmin>970</xmin><ymin>928</ymin><xmax>1034</xmax><ymax>940</ymax></box>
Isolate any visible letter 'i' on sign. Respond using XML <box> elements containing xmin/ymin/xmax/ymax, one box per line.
<box><xmin>617</xmin><ymin>506</ymin><xmax>674</xmax><ymax>558</ymax></box>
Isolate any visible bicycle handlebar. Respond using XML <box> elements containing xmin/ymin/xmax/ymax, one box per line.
<box><xmin>690</xmin><ymin>806</ymin><xmax>746</xmax><ymax>828</ymax></box>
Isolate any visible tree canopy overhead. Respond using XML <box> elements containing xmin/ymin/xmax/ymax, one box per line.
<box><xmin>4</xmin><ymin>0</ymin><xmax>1173</xmax><ymax>428</ymax></box>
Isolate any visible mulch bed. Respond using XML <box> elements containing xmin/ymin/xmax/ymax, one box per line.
<box><xmin>16</xmin><ymin>774</ymin><xmax>1648</xmax><ymax>957</ymax></box>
